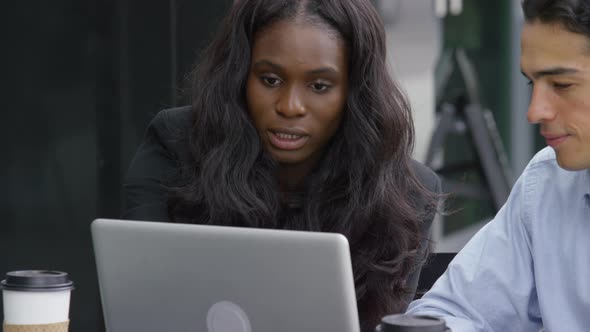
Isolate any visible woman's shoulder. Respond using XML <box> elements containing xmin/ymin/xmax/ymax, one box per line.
<box><xmin>146</xmin><ymin>105</ymin><xmax>193</xmax><ymax>161</ymax></box>
<box><xmin>149</xmin><ymin>105</ymin><xmax>193</xmax><ymax>138</ymax></box>
<box><xmin>123</xmin><ymin>106</ymin><xmax>193</xmax><ymax>221</ymax></box>
<box><xmin>408</xmin><ymin>159</ymin><xmax>441</xmax><ymax>193</ymax></box>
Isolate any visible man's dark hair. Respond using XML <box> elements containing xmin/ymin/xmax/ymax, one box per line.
<box><xmin>523</xmin><ymin>0</ymin><xmax>590</xmax><ymax>36</ymax></box>
<box><xmin>170</xmin><ymin>0</ymin><xmax>439</xmax><ymax>330</ymax></box>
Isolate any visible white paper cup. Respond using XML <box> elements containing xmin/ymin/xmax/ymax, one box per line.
<box><xmin>1</xmin><ymin>271</ymin><xmax>74</xmax><ymax>326</ymax></box>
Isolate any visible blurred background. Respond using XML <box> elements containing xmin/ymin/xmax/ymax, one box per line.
<box><xmin>1</xmin><ymin>0</ymin><xmax>543</xmax><ymax>330</ymax></box>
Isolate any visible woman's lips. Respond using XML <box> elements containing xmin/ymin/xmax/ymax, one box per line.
<box><xmin>267</xmin><ymin>130</ymin><xmax>309</xmax><ymax>150</ymax></box>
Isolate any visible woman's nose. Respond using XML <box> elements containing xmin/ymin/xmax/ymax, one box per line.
<box><xmin>275</xmin><ymin>86</ymin><xmax>306</xmax><ymax>118</ymax></box>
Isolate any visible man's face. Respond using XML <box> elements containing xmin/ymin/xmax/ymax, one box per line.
<box><xmin>521</xmin><ymin>21</ymin><xmax>590</xmax><ymax>170</ymax></box>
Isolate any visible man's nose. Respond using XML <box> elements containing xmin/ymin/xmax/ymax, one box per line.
<box><xmin>527</xmin><ymin>86</ymin><xmax>557</xmax><ymax>124</ymax></box>
<box><xmin>275</xmin><ymin>85</ymin><xmax>306</xmax><ymax>118</ymax></box>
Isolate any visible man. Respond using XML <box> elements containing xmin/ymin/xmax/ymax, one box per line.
<box><xmin>406</xmin><ymin>0</ymin><xmax>590</xmax><ymax>331</ymax></box>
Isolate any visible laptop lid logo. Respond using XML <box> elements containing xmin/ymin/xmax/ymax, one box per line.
<box><xmin>206</xmin><ymin>301</ymin><xmax>252</xmax><ymax>332</ymax></box>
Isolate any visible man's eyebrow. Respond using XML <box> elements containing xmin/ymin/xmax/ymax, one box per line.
<box><xmin>521</xmin><ymin>67</ymin><xmax>581</xmax><ymax>80</ymax></box>
<box><xmin>252</xmin><ymin>60</ymin><xmax>339</xmax><ymax>75</ymax></box>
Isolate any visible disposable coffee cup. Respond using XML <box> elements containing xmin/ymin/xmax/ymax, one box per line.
<box><xmin>1</xmin><ymin>270</ymin><xmax>74</xmax><ymax>332</ymax></box>
<box><xmin>375</xmin><ymin>314</ymin><xmax>450</xmax><ymax>332</ymax></box>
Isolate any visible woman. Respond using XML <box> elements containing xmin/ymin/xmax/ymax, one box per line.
<box><xmin>124</xmin><ymin>0</ymin><xmax>441</xmax><ymax>330</ymax></box>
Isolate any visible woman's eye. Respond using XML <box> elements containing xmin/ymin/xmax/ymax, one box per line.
<box><xmin>261</xmin><ymin>76</ymin><xmax>281</xmax><ymax>87</ymax></box>
<box><xmin>310</xmin><ymin>82</ymin><xmax>331</xmax><ymax>92</ymax></box>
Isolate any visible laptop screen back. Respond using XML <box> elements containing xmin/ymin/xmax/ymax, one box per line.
<box><xmin>91</xmin><ymin>218</ymin><xmax>360</xmax><ymax>332</ymax></box>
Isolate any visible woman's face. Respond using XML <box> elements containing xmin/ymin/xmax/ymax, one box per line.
<box><xmin>246</xmin><ymin>19</ymin><xmax>348</xmax><ymax>168</ymax></box>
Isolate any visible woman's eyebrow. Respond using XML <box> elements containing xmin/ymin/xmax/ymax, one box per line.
<box><xmin>252</xmin><ymin>60</ymin><xmax>282</xmax><ymax>71</ymax></box>
<box><xmin>253</xmin><ymin>59</ymin><xmax>339</xmax><ymax>75</ymax></box>
<box><xmin>306</xmin><ymin>67</ymin><xmax>339</xmax><ymax>75</ymax></box>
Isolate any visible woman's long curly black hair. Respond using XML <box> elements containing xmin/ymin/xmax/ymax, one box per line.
<box><xmin>170</xmin><ymin>0</ymin><xmax>438</xmax><ymax>329</ymax></box>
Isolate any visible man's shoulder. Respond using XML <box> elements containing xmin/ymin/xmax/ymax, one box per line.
<box><xmin>524</xmin><ymin>147</ymin><xmax>586</xmax><ymax>180</ymax></box>
<box><xmin>521</xmin><ymin>147</ymin><xmax>564</xmax><ymax>184</ymax></box>
<box><xmin>527</xmin><ymin>147</ymin><xmax>557</xmax><ymax>168</ymax></box>
<box><xmin>521</xmin><ymin>147</ymin><xmax>588</xmax><ymax>202</ymax></box>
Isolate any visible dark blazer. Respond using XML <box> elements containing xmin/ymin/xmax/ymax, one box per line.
<box><xmin>123</xmin><ymin>105</ymin><xmax>441</xmax><ymax>308</ymax></box>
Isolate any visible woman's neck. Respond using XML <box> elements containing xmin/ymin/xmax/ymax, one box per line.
<box><xmin>276</xmin><ymin>161</ymin><xmax>315</xmax><ymax>192</ymax></box>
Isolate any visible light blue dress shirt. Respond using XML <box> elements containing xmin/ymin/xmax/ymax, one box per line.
<box><xmin>407</xmin><ymin>147</ymin><xmax>590</xmax><ymax>332</ymax></box>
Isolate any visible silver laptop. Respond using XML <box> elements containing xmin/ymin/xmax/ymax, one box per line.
<box><xmin>91</xmin><ymin>218</ymin><xmax>360</xmax><ymax>332</ymax></box>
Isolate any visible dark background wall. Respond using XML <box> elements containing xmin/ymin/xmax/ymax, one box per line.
<box><xmin>1</xmin><ymin>0</ymin><xmax>232</xmax><ymax>330</ymax></box>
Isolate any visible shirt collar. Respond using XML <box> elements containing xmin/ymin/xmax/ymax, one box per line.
<box><xmin>585</xmin><ymin>169</ymin><xmax>590</xmax><ymax>207</ymax></box>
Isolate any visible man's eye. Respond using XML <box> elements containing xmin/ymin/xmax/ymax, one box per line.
<box><xmin>526</xmin><ymin>80</ymin><xmax>533</xmax><ymax>86</ymax></box>
<box><xmin>553</xmin><ymin>82</ymin><xmax>573</xmax><ymax>90</ymax></box>
<box><xmin>261</xmin><ymin>76</ymin><xmax>281</xmax><ymax>87</ymax></box>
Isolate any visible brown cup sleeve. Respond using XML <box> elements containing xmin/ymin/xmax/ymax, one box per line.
<box><xmin>3</xmin><ymin>321</ymin><xmax>69</xmax><ymax>332</ymax></box>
